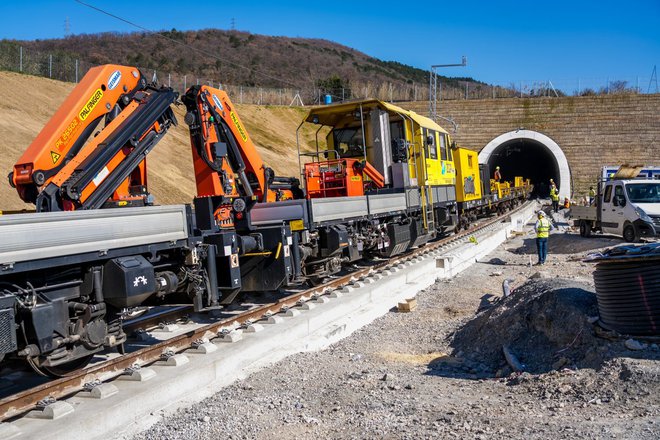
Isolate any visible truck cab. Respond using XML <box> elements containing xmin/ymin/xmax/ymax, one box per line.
<box><xmin>600</xmin><ymin>180</ymin><xmax>660</xmax><ymax>241</ymax></box>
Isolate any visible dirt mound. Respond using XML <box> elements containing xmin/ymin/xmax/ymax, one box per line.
<box><xmin>506</xmin><ymin>356</ymin><xmax>660</xmax><ymax>405</ymax></box>
<box><xmin>449</xmin><ymin>279</ymin><xmax>602</xmax><ymax>374</ymax></box>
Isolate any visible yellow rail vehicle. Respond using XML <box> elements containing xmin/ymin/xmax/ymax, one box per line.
<box><xmin>298</xmin><ymin>99</ymin><xmax>459</xmax><ymax>243</ymax></box>
<box><xmin>454</xmin><ymin>147</ymin><xmax>532</xmax><ymax>230</ymax></box>
<box><xmin>302</xmin><ymin>99</ymin><xmax>456</xmax><ymax>190</ymax></box>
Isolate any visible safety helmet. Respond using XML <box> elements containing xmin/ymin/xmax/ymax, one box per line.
<box><xmin>496</xmin><ymin>166</ymin><xmax>500</xmax><ymax>170</ymax></box>
<box><xmin>537</xmin><ymin>211</ymin><xmax>545</xmax><ymax>217</ymax></box>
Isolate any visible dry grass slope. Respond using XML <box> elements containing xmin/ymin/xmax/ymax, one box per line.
<box><xmin>0</xmin><ymin>72</ymin><xmax>319</xmax><ymax>211</ymax></box>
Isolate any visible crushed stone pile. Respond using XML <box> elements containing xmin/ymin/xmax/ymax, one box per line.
<box><xmin>448</xmin><ymin>279</ymin><xmax>603</xmax><ymax>374</ymax></box>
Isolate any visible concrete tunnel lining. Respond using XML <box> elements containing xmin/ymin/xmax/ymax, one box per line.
<box><xmin>478</xmin><ymin>130</ymin><xmax>571</xmax><ymax>200</ymax></box>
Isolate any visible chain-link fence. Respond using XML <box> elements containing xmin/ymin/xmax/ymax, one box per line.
<box><xmin>1</xmin><ymin>44</ymin><xmax>657</xmax><ymax>106</ymax></box>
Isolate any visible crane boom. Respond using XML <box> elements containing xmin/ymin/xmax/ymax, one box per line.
<box><xmin>10</xmin><ymin>65</ymin><xmax>147</xmax><ymax>204</ymax></box>
<box><xmin>182</xmin><ymin>85</ymin><xmax>301</xmax><ymax>203</ymax></box>
<box><xmin>9</xmin><ymin>65</ymin><xmax>178</xmax><ymax>211</ymax></box>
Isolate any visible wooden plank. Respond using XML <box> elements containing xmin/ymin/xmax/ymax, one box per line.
<box><xmin>397</xmin><ymin>297</ymin><xmax>418</xmax><ymax>313</ymax></box>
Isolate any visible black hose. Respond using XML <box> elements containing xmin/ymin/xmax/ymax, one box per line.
<box><xmin>593</xmin><ymin>259</ymin><xmax>660</xmax><ymax>335</ymax></box>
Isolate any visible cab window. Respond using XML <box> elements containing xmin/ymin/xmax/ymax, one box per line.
<box><xmin>603</xmin><ymin>185</ymin><xmax>612</xmax><ymax>203</ymax></box>
<box><xmin>332</xmin><ymin>127</ymin><xmax>364</xmax><ymax>158</ymax></box>
<box><xmin>439</xmin><ymin>133</ymin><xmax>448</xmax><ymax>161</ymax></box>
<box><xmin>390</xmin><ymin>121</ymin><xmax>405</xmax><ymax>143</ymax></box>
<box><xmin>613</xmin><ymin>185</ymin><xmax>625</xmax><ymax>206</ymax></box>
<box><xmin>425</xmin><ymin>129</ymin><xmax>437</xmax><ymax>160</ymax></box>
<box><xmin>446</xmin><ymin>135</ymin><xmax>453</xmax><ymax>161</ymax></box>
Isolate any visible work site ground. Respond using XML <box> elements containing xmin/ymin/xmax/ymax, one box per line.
<box><xmin>132</xmin><ymin>208</ymin><xmax>660</xmax><ymax>440</ymax></box>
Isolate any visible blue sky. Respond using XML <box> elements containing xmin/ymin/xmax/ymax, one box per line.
<box><xmin>1</xmin><ymin>0</ymin><xmax>658</xmax><ymax>90</ymax></box>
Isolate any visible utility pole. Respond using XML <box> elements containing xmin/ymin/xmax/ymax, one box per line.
<box><xmin>429</xmin><ymin>56</ymin><xmax>467</xmax><ymax>121</ymax></box>
<box><xmin>649</xmin><ymin>65</ymin><xmax>658</xmax><ymax>94</ymax></box>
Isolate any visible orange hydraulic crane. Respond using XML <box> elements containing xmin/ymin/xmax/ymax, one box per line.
<box><xmin>182</xmin><ymin>85</ymin><xmax>302</xmax><ymax>202</ymax></box>
<box><xmin>10</xmin><ymin>65</ymin><xmax>177</xmax><ymax>211</ymax></box>
<box><xmin>182</xmin><ymin>85</ymin><xmax>302</xmax><ymax>228</ymax></box>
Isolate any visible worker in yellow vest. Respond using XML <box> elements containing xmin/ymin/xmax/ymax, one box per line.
<box><xmin>534</xmin><ymin>211</ymin><xmax>553</xmax><ymax>265</ymax></box>
<box><xmin>550</xmin><ymin>184</ymin><xmax>560</xmax><ymax>213</ymax></box>
<box><xmin>588</xmin><ymin>186</ymin><xmax>596</xmax><ymax>205</ymax></box>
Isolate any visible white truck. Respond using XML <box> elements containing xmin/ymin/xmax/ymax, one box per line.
<box><xmin>570</xmin><ymin>165</ymin><xmax>660</xmax><ymax>242</ymax></box>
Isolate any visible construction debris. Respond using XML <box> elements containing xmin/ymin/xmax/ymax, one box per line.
<box><xmin>397</xmin><ymin>298</ymin><xmax>418</xmax><ymax>313</ymax></box>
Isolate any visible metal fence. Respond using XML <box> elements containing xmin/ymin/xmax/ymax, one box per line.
<box><xmin>0</xmin><ymin>44</ymin><xmax>657</xmax><ymax>106</ymax></box>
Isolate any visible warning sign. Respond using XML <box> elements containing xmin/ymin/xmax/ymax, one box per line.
<box><xmin>50</xmin><ymin>151</ymin><xmax>61</xmax><ymax>164</ymax></box>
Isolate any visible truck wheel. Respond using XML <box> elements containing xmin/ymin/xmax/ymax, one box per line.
<box><xmin>579</xmin><ymin>220</ymin><xmax>591</xmax><ymax>237</ymax></box>
<box><xmin>623</xmin><ymin>224</ymin><xmax>639</xmax><ymax>243</ymax></box>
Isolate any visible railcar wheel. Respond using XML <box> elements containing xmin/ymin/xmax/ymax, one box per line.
<box><xmin>28</xmin><ymin>354</ymin><xmax>94</xmax><ymax>378</ymax></box>
<box><xmin>306</xmin><ymin>276</ymin><xmax>325</xmax><ymax>287</ymax></box>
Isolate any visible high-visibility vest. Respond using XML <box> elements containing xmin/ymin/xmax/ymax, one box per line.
<box><xmin>536</xmin><ymin>218</ymin><xmax>550</xmax><ymax>238</ymax></box>
<box><xmin>550</xmin><ymin>187</ymin><xmax>559</xmax><ymax>201</ymax></box>
<box><xmin>589</xmin><ymin>189</ymin><xmax>596</xmax><ymax>197</ymax></box>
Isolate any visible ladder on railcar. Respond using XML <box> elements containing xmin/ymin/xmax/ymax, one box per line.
<box><xmin>419</xmin><ymin>153</ymin><xmax>435</xmax><ymax>234</ymax></box>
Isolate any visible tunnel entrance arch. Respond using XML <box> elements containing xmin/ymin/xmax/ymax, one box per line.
<box><xmin>478</xmin><ymin>130</ymin><xmax>571</xmax><ymax>200</ymax></box>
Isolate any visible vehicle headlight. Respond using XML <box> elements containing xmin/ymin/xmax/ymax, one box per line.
<box><xmin>635</xmin><ymin>206</ymin><xmax>652</xmax><ymax>222</ymax></box>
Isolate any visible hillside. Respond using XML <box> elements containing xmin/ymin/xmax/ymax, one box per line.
<box><xmin>1</xmin><ymin>29</ymin><xmax>480</xmax><ymax>98</ymax></box>
<box><xmin>0</xmin><ymin>71</ymin><xmax>321</xmax><ymax>211</ymax></box>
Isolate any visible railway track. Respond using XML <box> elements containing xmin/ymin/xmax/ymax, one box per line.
<box><xmin>0</xmin><ymin>200</ymin><xmax>533</xmax><ymax>423</ymax></box>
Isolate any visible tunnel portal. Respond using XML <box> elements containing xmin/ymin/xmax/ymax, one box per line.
<box><xmin>478</xmin><ymin>130</ymin><xmax>571</xmax><ymax>199</ymax></box>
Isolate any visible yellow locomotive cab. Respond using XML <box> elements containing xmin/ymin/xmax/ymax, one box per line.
<box><xmin>454</xmin><ymin>147</ymin><xmax>482</xmax><ymax>203</ymax></box>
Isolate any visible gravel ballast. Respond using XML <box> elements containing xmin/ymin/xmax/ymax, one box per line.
<box><xmin>131</xmin><ymin>211</ymin><xmax>660</xmax><ymax>439</ymax></box>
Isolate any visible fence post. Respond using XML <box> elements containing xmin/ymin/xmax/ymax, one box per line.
<box><xmin>19</xmin><ymin>46</ymin><xmax>23</xmax><ymax>72</ymax></box>
<box><xmin>49</xmin><ymin>54</ymin><xmax>52</xmax><ymax>78</ymax></box>
<box><xmin>577</xmin><ymin>78</ymin><xmax>580</xmax><ymax>96</ymax></box>
<box><xmin>75</xmin><ymin>59</ymin><xmax>79</xmax><ymax>83</ymax></box>
<box><xmin>465</xmin><ymin>82</ymin><xmax>468</xmax><ymax>99</ymax></box>
<box><xmin>636</xmin><ymin>76</ymin><xmax>639</xmax><ymax>94</ymax></box>
<box><xmin>606</xmin><ymin>77</ymin><xmax>609</xmax><ymax>95</ymax></box>
<box><xmin>168</xmin><ymin>73</ymin><xmax>171</xmax><ymax>88</ymax></box>
<box><xmin>519</xmin><ymin>81</ymin><xmax>522</xmax><ymax>98</ymax></box>
<box><xmin>279</xmin><ymin>89</ymin><xmax>282</xmax><ymax>106</ymax></box>
<box><xmin>342</xmin><ymin>88</ymin><xmax>345</xmax><ymax>101</ymax></box>
<box><xmin>183</xmin><ymin>75</ymin><xmax>187</xmax><ymax>92</ymax></box>
<box><xmin>240</xmin><ymin>86</ymin><xmax>243</xmax><ymax>104</ymax></box>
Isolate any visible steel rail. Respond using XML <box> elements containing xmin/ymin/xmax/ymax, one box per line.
<box><xmin>0</xmin><ymin>200</ymin><xmax>532</xmax><ymax>421</ymax></box>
